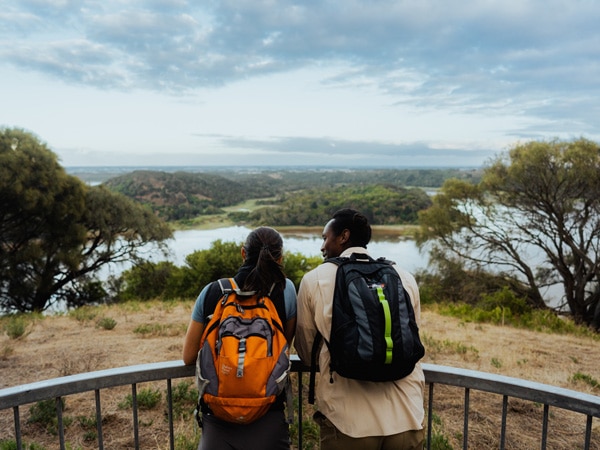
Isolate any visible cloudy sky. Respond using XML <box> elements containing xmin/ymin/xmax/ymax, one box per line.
<box><xmin>1</xmin><ymin>1</ymin><xmax>599</xmax><ymax>168</ymax></box>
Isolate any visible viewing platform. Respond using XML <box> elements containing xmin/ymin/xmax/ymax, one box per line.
<box><xmin>1</xmin><ymin>356</ymin><xmax>599</xmax><ymax>449</ymax></box>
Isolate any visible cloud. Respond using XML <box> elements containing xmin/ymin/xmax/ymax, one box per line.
<box><xmin>1</xmin><ymin>0</ymin><xmax>599</xmax><ymax>167</ymax></box>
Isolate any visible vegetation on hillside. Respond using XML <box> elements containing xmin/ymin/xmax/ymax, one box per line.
<box><xmin>101</xmin><ymin>168</ymin><xmax>477</xmax><ymax>223</ymax></box>
<box><xmin>248</xmin><ymin>184</ymin><xmax>432</xmax><ymax>226</ymax></box>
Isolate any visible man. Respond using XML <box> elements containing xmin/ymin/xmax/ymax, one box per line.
<box><xmin>294</xmin><ymin>208</ymin><xmax>425</xmax><ymax>450</ymax></box>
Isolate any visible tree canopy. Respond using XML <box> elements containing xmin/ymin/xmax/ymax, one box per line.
<box><xmin>417</xmin><ymin>138</ymin><xmax>600</xmax><ymax>329</ymax></box>
<box><xmin>0</xmin><ymin>128</ymin><xmax>172</xmax><ymax>312</ymax></box>
<box><xmin>249</xmin><ymin>184</ymin><xmax>432</xmax><ymax>226</ymax></box>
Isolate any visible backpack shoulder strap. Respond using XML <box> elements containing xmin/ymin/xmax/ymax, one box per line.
<box><xmin>202</xmin><ymin>278</ymin><xmax>235</xmax><ymax>322</ymax></box>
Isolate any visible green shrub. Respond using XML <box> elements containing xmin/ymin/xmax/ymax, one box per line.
<box><xmin>28</xmin><ymin>398</ymin><xmax>71</xmax><ymax>434</ymax></box>
<box><xmin>571</xmin><ymin>372</ymin><xmax>600</xmax><ymax>390</ymax></box>
<box><xmin>3</xmin><ymin>315</ymin><xmax>29</xmax><ymax>339</ymax></box>
<box><xmin>119</xmin><ymin>388</ymin><xmax>162</xmax><ymax>410</ymax></box>
<box><xmin>0</xmin><ymin>440</ymin><xmax>46</xmax><ymax>450</ymax></box>
<box><xmin>96</xmin><ymin>317</ymin><xmax>117</xmax><ymax>330</ymax></box>
<box><xmin>480</xmin><ymin>286</ymin><xmax>531</xmax><ymax>315</ymax></box>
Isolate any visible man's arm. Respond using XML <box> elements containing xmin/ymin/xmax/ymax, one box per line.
<box><xmin>293</xmin><ymin>274</ymin><xmax>317</xmax><ymax>365</ymax></box>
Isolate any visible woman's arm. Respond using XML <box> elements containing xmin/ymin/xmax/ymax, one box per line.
<box><xmin>182</xmin><ymin>319</ymin><xmax>205</xmax><ymax>365</ymax></box>
<box><xmin>284</xmin><ymin>316</ymin><xmax>297</xmax><ymax>345</ymax></box>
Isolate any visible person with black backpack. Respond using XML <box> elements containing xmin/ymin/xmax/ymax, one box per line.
<box><xmin>183</xmin><ymin>226</ymin><xmax>297</xmax><ymax>450</ymax></box>
<box><xmin>295</xmin><ymin>209</ymin><xmax>425</xmax><ymax>450</ymax></box>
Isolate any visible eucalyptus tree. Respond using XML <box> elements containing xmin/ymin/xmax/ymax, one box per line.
<box><xmin>0</xmin><ymin>128</ymin><xmax>172</xmax><ymax>312</ymax></box>
<box><xmin>418</xmin><ymin>138</ymin><xmax>600</xmax><ymax>329</ymax></box>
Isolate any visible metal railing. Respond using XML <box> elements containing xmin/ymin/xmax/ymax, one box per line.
<box><xmin>1</xmin><ymin>357</ymin><xmax>599</xmax><ymax>449</ymax></box>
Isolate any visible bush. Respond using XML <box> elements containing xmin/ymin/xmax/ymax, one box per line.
<box><xmin>114</xmin><ymin>239</ymin><xmax>322</xmax><ymax>300</ymax></box>
<box><xmin>28</xmin><ymin>398</ymin><xmax>71</xmax><ymax>434</ymax></box>
<box><xmin>3</xmin><ymin>315</ymin><xmax>28</xmax><ymax>339</ymax></box>
<box><xmin>0</xmin><ymin>440</ymin><xmax>46</xmax><ymax>450</ymax></box>
<box><xmin>96</xmin><ymin>317</ymin><xmax>117</xmax><ymax>330</ymax></box>
<box><xmin>118</xmin><ymin>388</ymin><xmax>162</xmax><ymax>410</ymax></box>
<box><xmin>479</xmin><ymin>286</ymin><xmax>531</xmax><ymax>315</ymax></box>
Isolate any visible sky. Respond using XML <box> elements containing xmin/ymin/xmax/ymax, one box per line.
<box><xmin>1</xmin><ymin>1</ymin><xmax>599</xmax><ymax>168</ymax></box>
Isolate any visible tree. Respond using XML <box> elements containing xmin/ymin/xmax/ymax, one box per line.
<box><xmin>0</xmin><ymin>128</ymin><xmax>172</xmax><ymax>312</ymax></box>
<box><xmin>417</xmin><ymin>138</ymin><xmax>600</xmax><ymax>329</ymax></box>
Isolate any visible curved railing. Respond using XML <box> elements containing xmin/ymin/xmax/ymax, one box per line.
<box><xmin>1</xmin><ymin>357</ymin><xmax>599</xmax><ymax>449</ymax></box>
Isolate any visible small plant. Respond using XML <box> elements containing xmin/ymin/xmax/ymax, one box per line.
<box><xmin>426</xmin><ymin>412</ymin><xmax>454</xmax><ymax>450</ymax></box>
<box><xmin>78</xmin><ymin>415</ymin><xmax>98</xmax><ymax>442</ymax></box>
<box><xmin>96</xmin><ymin>317</ymin><xmax>117</xmax><ymax>330</ymax></box>
<box><xmin>571</xmin><ymin>372</ymin><xmax>600</xmax><ymax>390</ymax></box>
<box><xmin>28</xmin><ymin>398</ymin><xmax>71</xmax><ymax>434</ymax></box>
<box><xmin>119</xmin><ymin>388</ymin><xmax>162</xmax><ymax>410</ymax></box>
<box><xmin>3</xmin><ymin>315</ymin><xmax>28</xmax><ymax>339</ymax></box>
<box><xmin>0</xmin><ymin>439</ymin><xmax>47</xmax><ymax>450</ymax></box>
<box><xmin>491</xmin><ymin>358</ymin><xmax>502</xmax><ymax>369</ymax></box>
<box><xmin>174</xmin><ymin>433</ymin><xmax>200</xmax><ymax>450</ymax></box>
<box><xmin>171</xmin><ymin>380</ymin><xmax>198</xmax><ymax>420</ymax></box>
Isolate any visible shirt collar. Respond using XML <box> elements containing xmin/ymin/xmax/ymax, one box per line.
<box><xmin>340</xmin><ymin>247</ymin><xmax>369</xmax><ymax>258</ymax></box>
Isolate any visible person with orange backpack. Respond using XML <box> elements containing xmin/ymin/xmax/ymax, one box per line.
<box><xmin>183</xmin><ymin>226</ymin><xmax>297</xmax><ymax>450</ymax></box>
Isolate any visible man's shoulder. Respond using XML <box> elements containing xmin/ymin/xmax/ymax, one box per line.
<box><xmin>301</xmin><ymin>261</ymin><xmax>336</xmax><ymax>282</ymax></box>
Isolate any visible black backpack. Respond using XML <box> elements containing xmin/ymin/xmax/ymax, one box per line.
<box><xmin>309</xmin><ymin>253</ymin><xmax>425</xmax><ymax>403</ymax></box>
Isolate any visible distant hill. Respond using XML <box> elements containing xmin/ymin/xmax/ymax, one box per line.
<box><xmin>101</xmin><ymin>168</ymin><xmax>480</xmax><ymax>222</ymax></box>
<box><xmin>103</xmin><ymin>170</ymin><xmax>279</xmax><ymax>220</ymax></box>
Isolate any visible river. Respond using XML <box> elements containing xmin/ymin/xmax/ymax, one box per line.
<box><xmin>160</xmin><ymin>226</ymin><xmax>429</xmax><ymax>273</ymax></box>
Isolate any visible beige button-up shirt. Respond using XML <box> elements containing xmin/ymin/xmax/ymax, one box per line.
<box><xmin>294</xmin><ymin>247</ymin><xmax>425</xmax><ymax>437</ymax></box>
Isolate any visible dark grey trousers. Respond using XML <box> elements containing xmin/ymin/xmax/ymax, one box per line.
<box><xmin>198</xmin><ymin>410</ymin><xmax>290</xmax><ymax>450</ymax></box>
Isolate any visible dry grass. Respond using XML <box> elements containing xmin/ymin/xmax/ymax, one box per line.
<box><xmin>1</xmin><ymin>301</ymin><xmax>599</xmax><ymax>449</ymax></box>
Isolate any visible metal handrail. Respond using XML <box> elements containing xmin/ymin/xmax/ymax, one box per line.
<box><xmin>1</xmin><ymin>357</ymin><xmax>599</xmax><ymax>449</ymax></box>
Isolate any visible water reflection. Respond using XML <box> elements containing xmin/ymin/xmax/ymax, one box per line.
<box><xmin>165</xmin><ymin>226</ymin><xmax>428</xmax><ymax>273</ymax></box>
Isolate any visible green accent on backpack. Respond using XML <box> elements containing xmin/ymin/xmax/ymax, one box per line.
<box><xmin>376</xmin><ymin>286</ymin><xmax>393</xmax><ymax>364</ymax></box>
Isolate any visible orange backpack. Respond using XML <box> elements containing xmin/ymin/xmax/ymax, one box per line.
<box><xmin>196</xmin><ymin>278</ymin><xmax>290</xmax><ymax>424</ymax></box>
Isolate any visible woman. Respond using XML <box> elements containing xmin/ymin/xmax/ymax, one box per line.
<box><xmin>183</xmin><ymin>226</ymin><xmax>297</xmax><ymax>450</ymax></box>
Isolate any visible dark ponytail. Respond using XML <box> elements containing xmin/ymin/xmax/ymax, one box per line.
<box><xmin>242</xmin><ymin>227</ymin><xmax>286</xmax><ymax>296</ymax></box>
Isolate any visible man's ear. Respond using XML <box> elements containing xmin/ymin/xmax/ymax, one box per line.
<box><xmin>339</xmin><ymin>229</ymin><xmax>350</xmax><ymax>245</ymax></box>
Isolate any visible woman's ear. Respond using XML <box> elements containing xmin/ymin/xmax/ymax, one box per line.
<box><xmin>241</xmin><ymin>246</ymin><xmax>247</xmax><ymax>260</ymax></box>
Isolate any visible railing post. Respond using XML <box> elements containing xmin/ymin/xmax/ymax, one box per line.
<box><xmin>584</xmin><ymin>415</ymin><xmax>593</xmax><ymax>450</ymax></box>
<box><xmin>95</xmin><ymin>389</ymin><xmax>104</xmax><ymax>450</ymax></box>
<box><xmin>13</xmin><ymin>406</ymin><xmax>22</xmax><ymax>450</ymax></box>
<box><xmin>541</xmin><ymin>404</ymin><xmax>549</xmax><ymax>450</ymax></box>
<box><xmin>167</xmin><ymin>378</ymin><xmax>175</xmax><ymax>450</ymax></box>
<box><xmin>500</xmin><ymin>395</ymin><xmax>508</xmax><ymax>450</ymax></box>
<box><xmin>297</xmin><ymin>372</ymin><xmax>303</xmax><ymax>450</ymax></box>
<box><xmin>56</xmin><ymin>396</ymin><xmax>65</xmax><ymax>450</ymax></box>
<box><xmin>463</xmin><ymin>388</ymin><xmax>469</xmax><ymax>450</ymax></box>
<box><xmin>131</xmin><ymin>384</ymin><xmax>140</xmax><ymax>450</ymax></box>
<box><xmin>426</xmin><ymin>382</ymin><xmax>434</xmax><ymax>450</ymax></box>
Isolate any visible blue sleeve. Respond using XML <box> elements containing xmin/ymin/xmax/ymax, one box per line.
<box><xmin>191</xmin><ymin>284</ymin><xmax>211</xmax><ymax>323</ymax></box>
<box><xmin>284</xmin><ymin>278</ymin><xmax>297</xmax><ymax>320</ymax></box>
